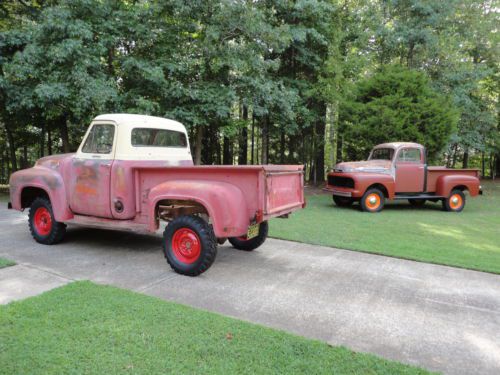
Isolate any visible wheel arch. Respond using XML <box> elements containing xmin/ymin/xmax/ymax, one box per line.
<box><xmin>148</xmin><ymin>180</ymin><xmax>250</xmax><ymax>238</ymax></box>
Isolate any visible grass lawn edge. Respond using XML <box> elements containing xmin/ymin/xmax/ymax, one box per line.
<box><xmin>0</xmin><ymin>280</ymin><xmax>433</xmax><ymax>374</ymax></box>
<box><xmin>269</xmin><ymin>234</ymin><xmax>500</xmax><ymax>276</ymax></box>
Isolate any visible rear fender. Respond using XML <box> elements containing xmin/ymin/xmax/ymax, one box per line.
<box><xmin>148</xmin><ymin>180</ymin><xmax>249</xmax><ymax>237</ymax></box>
<box><xmin>436</xmin><ymin>175</ymin><xmax>481</xmax><ymax>197</ymax></box>
<box><xmin>9</xmin><ymin>166</ymin><xmax>73</xmax><ymax>221</ymax></box>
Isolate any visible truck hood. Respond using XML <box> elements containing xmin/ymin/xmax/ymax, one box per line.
<box><xmin>334</xmin><ymin>160</ymin><xmax>392</xmax><ymax>173</ymax></box>
<box><xmin>35</xmin><ymin>153</ymin><xmax>75</xmax><ymax>169</ymax></box>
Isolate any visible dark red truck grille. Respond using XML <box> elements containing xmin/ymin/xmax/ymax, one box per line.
<box><xmin>328</xmin><ymin>175</ymin><xmax>354</xmax><ymax>188</ymax></box>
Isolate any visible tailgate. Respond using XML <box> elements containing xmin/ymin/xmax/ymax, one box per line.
<box><xmin>264</xmin><ymin>167</ymin><xmax>305</xmax><ymax>216</ymax></box>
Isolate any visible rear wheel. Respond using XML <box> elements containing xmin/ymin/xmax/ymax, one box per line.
<box><xmin>29</xmin><ymin>197</ymin><xmax>66</xmax><ymax>245</ymax></box>
<box><xmin>360</xmin><ymin>189</ymin><xmax>385</xmax><ymax>213</ymax></box>
<box><xmin>409</xmin><ymin>199</ymin><xmax>426</xmax><ymax>207</ymax></box>
<box><xmin>228</xmin><ymin>221</ymin><xmax>268</xmax><ymax>251</ymax></box>
<box><xmin>443</xmin><ymin>190</ymin><xmax>465</xmax><ymax>212</ymax></box>
<box><xmin>333</xmin><ymin>195</ymin><xmax>353</xmax><ymax>207</ymax></box>
<box><xmin>163</xmin><ymin>215</ymin><xmax>217</xmax><ymax>276</ymax></box>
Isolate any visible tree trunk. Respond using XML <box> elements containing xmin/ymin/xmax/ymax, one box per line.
<box><xmin>463</xmin><ymin>150</ymin><xmax>469</xmax><ymax>169</ymax></box>
<box><xmin>4</xmin><ymin>125</ymin><xmax>18</xmax><ymax>172</ymax></box>
<box><xmin>22</xmin><ymin>146</ymin><xmax>28</xmax><ymax>169</ymax></box>
<box><xmin>40</xmin><ymin>123</ymin><xmax>45</xmax><ymax>158</ymax></box>
<box><xmin>251</xmin><ymin>115</ymin><xmax>255</xmax><ymax>164</ymax></box>
<box><xmin>313</xmin><ymin>104</ymin><xmax>327</xmax><ymax>183</ymax></box>
<box><xmin>336</xmin><ymin>135</ymin><xmax>343</xmax><ymax>163</ymax></box>
<box><xmin>194</xmin><ymin>126</ymin><xmax>203</xmax><ymax>165</ymax></box>
<box><xmin>495</xmin><ymin>152</ymin><xmax>500</xmax><ymax>178</ymax></box>
<box><xmin>260</xmin><ymin>116</ymin><xmax>269</xmax><ymax>165</ymax></box>
<box><xmin>238</xmin><ymin>105</ymin><xmax>248</xmax><ymax>165</ymax></box>
<box><xmin>481</xmin><ymin>152</ymin><xmax>485</xmax><ymax>178</ymax></box>
<box><xmin>223</xmin><ymin>136</ymin><xmax>231</xmax><ymax>165</ymax></box>
<box><xmin>59</xmin><ymin>116</ymin><xmax>70</xmax><ymax>153</ymax></box>
<box><xmin>47</xmin><ymin>128</ymin><xmax>53</xmax><ymax>155</ymax></box>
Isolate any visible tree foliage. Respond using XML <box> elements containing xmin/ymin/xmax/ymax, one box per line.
<box><xmin>340</xmin><ymin>66</ymin><xmax>458</xmax><ymax>160</ymax></box>
<box><xmin>0</xmin><ymin>0</ymin><xmax>498</xmax><ymax>183</ymax></box>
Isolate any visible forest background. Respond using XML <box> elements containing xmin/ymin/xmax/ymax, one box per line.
<box><xmin>0</xmin><ymin>0</ymin><xmax>498</xmax><ymax>184</ymax></box>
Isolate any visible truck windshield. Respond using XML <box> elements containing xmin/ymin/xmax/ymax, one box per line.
<box><xmin>369</xmin><ymin>148</ymin><xmax>394</xmax><ymax>161</ymax></box>
<box><xmin>132</xmin><ymin>128</ymin><xmax>187</xmax><ymax>148</ymax></box>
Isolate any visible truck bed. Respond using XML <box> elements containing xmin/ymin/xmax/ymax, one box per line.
<box><xmin>426</xmin><ymin>167</ymin><xmax>479</xmax><ymax>192</ymax></box>
<box><xmin>119</xmin><ymin>164</ymin><xmax>305</xmax><ymax>232</ymax></box>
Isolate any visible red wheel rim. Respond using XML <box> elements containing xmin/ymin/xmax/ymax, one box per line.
<box><xmin>449</xmin><ymin>194</ymin><xmax>463</xmax><ymax>210</ymax></box>
<box><xmin>171</xmin><ymin>228</ymin><xmax>201</xmax><ymax>264</ymax></box>
<box><xmin>34</xmin><ymin>207</ymin><xmax>52</xmax><ymax>236</ymax></box>
<box><xmin>365</xmin><ymin>193</ymin><xmax>381</xmax><ymax>210</ymax></box>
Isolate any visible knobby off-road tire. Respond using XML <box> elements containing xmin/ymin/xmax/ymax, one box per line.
<box><xmin>332</xmin><ymin>195</ymin><xmax>353</xmax><ymax>207</ymax></box>
<box><xmin>29</xmin><ymin>197</ymin><xmax>66</xmax><ymax>245</ymax></box>
<box><xmin>442</xmin><ymin>189</ymin><xmax>466</xmax><ymax>212</ymax></box>
<box><xmin>408</xmin><ymin>199</ymin><xmax>426</xmax><ymax>207</ymax></box>
<box><xmin>163</xmin><ymin>215</ymin><xmax>217</xmax><ymax>276</ymax></box>
<box><xmin>228</xmin><ymin>221</ymin><xmax>268</xmax><ymax>251</ymax></box>
<box><xmin>360</xmin><ymin>188</ymin><xmax>385</xmax><ymax>213</ymax></box>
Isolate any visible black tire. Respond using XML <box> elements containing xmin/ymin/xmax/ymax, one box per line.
<box><xmin>409</xmin><ymin>199</ymin><xmax>426</xmax><ymax>207</ymax></box>
<box><xmin>28</xmin><ymin>197</ymin><xmax>66</xmax><ymax>245</ymax></box>
<box><xmin>333</xmin><ymin>195</ymin><xmax>353</xmax><ymax>207</ymax></box>
<box><xmin>442</xmin><ymin>189</ymin><xmax>466</xmax><ymax>212</ymax></box>
<box><xmin>228</xmin><ymin>221</ymin><xmax>268</xmax><ymax>251</ymax></box>
<box><xmin>360</xmin><ymin>188</ymin><xmax>385</xmax><ymax>213</ymax></box>
<box><xmin>163</xmin><ymin>215</ymin><xmax>217</xmax><ymax>276</ymax></box>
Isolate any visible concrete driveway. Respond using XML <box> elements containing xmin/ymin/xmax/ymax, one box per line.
<box><xmin>1</xmin><ymin>206</ymin><xmax>499</xmax><ymax>374</ymax></box>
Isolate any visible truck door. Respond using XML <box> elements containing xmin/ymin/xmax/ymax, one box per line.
<box><xmin>69</xmin><ymin>123</ymin><xmax>116</xmax><ymax>218</ymax></box>
<box><xmin>395</xmin><ymin>147</ymin><xmax>425</xmax><ymax>193</ymax></box>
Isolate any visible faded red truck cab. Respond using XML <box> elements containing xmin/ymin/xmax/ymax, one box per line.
<box><xmin>325</xmin><ymin>142</ymin><xmax>481</xmax><ymax>212</ymax></box>
<box><xmin>9</xmin><ymin>114</ymin><xmax>305</xmax><ymax>276</ymax></box>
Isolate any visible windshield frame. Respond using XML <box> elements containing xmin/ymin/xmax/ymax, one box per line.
<box><xmin>368</xmin><ymin>147</ymin><xmax>395</xmax><ymax>161</ymax></box>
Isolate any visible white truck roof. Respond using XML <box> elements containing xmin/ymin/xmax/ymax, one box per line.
<box><xmin>77</xmin><ymin>114</ymin><xmax>193</xmax><ymax>163</ymax></box>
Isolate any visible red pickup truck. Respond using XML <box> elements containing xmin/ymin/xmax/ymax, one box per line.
<box><xmin>325</xmin><ymin>142</ymin><xmax>481</xmax><ymax>212</ymax></box>
<box><xmin>9</xmin><ymin>114</ymin><xmax>305</xmax><ymax>276</ymax></box>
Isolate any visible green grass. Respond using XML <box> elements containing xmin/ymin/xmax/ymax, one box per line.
<box><xmin>0</xmin><ymin>257</ymin><xmax>15</xmax><ymax>269</ymax></box>
<box><xmin>0</xmin><ymin>281</ymin><xmax>429</xmax><ymax>375</ymax></box>
<box><xmin>270</xmin><ymin>180</ymin><xmax>500</xmax><ymax>274</ymax></box>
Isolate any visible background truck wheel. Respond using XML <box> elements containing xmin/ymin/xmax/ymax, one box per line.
<box><xmin>409</xmin><ymin>199</ymin><xmax>426</xmax><ymax>207</ymax></box>
<box><xmin>228</xmin><ymin>221</ymin><xmax>268</xmax><ymax>251</ymax></box>
<box><xmin>360</xmin><ymin>188</ymin><xmax>385</xmax><ymax>212</ymax></box>
<box><xmin>443</xmin><ymin>190</ymin><xmax>466</xmax><ymax>212</ymax></box>
<box><xmin>29</xmin><ymin>197</ymin><xmax>66</xmax><ymax>245</ymax></box>
<box><xmin>163</xmin><ymin>215</ymin><xmax>217</xmax><ymax>276</ymax></box>
<box><xmin>333</xmin><ymin>195</ymin><xmax>353</xmax><ymax>207</ymax></box>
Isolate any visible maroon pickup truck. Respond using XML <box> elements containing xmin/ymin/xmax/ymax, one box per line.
<box><xmin>9</xmin><ymin>114</ymin><xmax>305</xmax><ymax>276</ymax></box>
<box><xmin>325</xmin><ymin>142</ymin><xmax>482</xmax><ymax>212</ymax></box>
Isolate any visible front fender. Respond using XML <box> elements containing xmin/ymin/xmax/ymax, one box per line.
<box><xmin>9</xmin><ymin>166</ymin><xmax>73</xmax><ymax>221</ymax></box>
<box><xmin>436</xmin><ymin>175</ymin><xmax>481</xmax><ymax>197</ymax></box>
<box><xmin>148</xmin><ymin>180</ymin><xmax>249</xmax><ymax>237</ymax></box>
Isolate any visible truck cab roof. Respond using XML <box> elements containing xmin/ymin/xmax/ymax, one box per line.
<box><xmin>373</xmin><ymin>142</ymin><xmax>424</xmax><ymax>150</ymax></box>
<box><xmin>77</xmin><ymin>114</ymin><xmax>192</xmax><ymax>162</ymax></box>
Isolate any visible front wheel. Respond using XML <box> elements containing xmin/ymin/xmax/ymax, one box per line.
<box><xmin>163</xmin><ymin>215</ymin><xmax>217</xmax><ymax>276</ymax></box>
<box><xmin>360</xmin><ymin>189</ymin><xmax>385</xmax><ymax>213</ymax></box>
<box><xmin>442</xmin><ymin>190</ymin><xmax>466</xmax><ymax>212</ymax></box>
<box><xmin>29</xmin><ymin>197</ymin><xmax>66</xmax><ymax>244</ymax></box>
<box><xmin>333</xmin><ymin>195</ymin><xmax>353</xmax><ymax>207</ymax></box>
<box><xmin>228</xmin><ymin>221</ymin><xmax>268</xmax><ymax>251</ymax></box>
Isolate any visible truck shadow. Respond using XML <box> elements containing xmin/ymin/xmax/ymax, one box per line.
<box><xmin>327</xmin><ymin>202</ymin><xmax>445</xmax><ymax>212</ymax></box>
<box><xmin>64</xmin><ymin>226</ymin><xmax>162</xmax><ymax>253</ymax></box>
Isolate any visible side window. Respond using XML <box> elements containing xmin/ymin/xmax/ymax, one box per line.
<box><xmin>131</xmin><ymin>128</ymin><xmax>187</xmax><ymax>148</ymax></box>
<box><xmin>397</xmin><ymin>148</ymin><xmax>421</xmax><ymax>163</ymax></box>
<box><xmin>82</xmin><ymin>124</ymin><xmax>115</xmax><ymax>154</ymax></box>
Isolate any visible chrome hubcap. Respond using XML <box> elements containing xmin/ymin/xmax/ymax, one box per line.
<box><xmin>369</xmin><ymin>197</ymin><xmax>377</xmax><ymax>204</ymax></box>
<box><xmin>451</xmin><ymin>197</ymin><xmax>459</xmax><ymax>204</ymax></box>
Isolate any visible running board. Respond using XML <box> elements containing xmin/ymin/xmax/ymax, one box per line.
<box><xmin>393</xmin><ymin>194</ymin><xmax>444</xmax><ymax>200</ymax></box>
